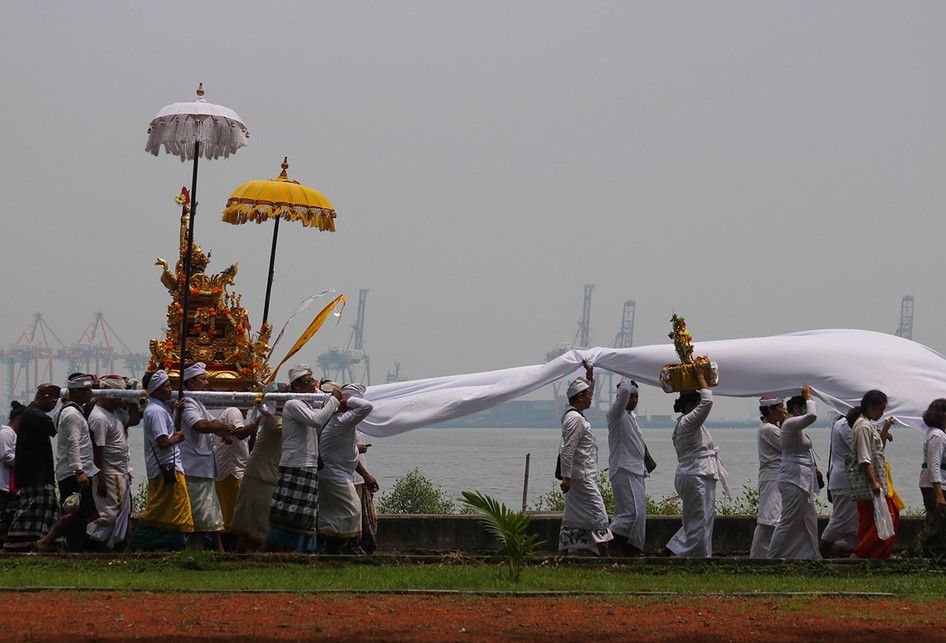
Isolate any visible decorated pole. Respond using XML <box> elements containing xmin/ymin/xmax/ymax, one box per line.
<box><xmin>178</xmin><ymin>140</ymin><xmax>200</xmax><ymax>396</ymax></box>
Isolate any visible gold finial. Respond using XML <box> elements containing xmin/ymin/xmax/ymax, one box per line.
<box><xmin>196</xmin><ymin>82</ymin><xmax>205</xmax><ymax>97</ymax></box>
<box><xmin>279</xmin><ymin>156</ymin><xmax>289</xmax><ymax>179</ymax></box>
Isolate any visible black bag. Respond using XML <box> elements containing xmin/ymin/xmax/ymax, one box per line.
<box><xmin>160</xmin><ymin>463</ymin><xmax>177</xmax><ymax>485</ymax></box>
<box><xmin>554</xmin><ymin>454</ymin><xmax>563</xmax><ymax>481</ymax></box>
<box><xmin>644</xmin><ymin>446</ymin><xmax>657</xmax><ymax>474</ymax></box>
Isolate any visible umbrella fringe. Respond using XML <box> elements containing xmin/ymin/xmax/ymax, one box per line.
<box><xmin>146</xmin><ymin>114</ymin><xmax>249</xmax><ymax>161</ymax></box>
<box><xmin>222</xmin><ymin>204</ymin><xmax>336</xmax><ymax>232</ymax></box>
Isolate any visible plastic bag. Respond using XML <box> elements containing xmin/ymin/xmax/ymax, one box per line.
<box><xmin>872</xmin><ymin>493</ymin><xmax>895</xmax><ymax>541</ymax></box>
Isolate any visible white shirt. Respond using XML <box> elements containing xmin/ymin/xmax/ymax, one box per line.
<box><xmin>55</xmin><ymin>404</ymin><xmax>99</xmax><ymax>481</ymax></box>
<box><xmin>142</xmin><ymin>399</ymin><xmax>183</xmax><ymax>479</ymax></box>
<box><xmin>279</xmin><ymin>396</ymin><xmax>340</xmax><ymax>468</ymax></box>
<box><xmin>607</xmin><ymin>379</ymin><xmax>646</xmax><ymax>477</ymax></box>
<box><xmin>318</xmin><ymin>397</ymin><xmax>374</xmax><ymax>482</ymax></box>
<box><xmin>212</xmin><ymin>407</ymin><xmax>250</xmax><ymax>481</ymax></box>
<box><xmin>757</xmin><ymin>422</ymin><xmax>781</xmax><ymax>483</ymax></box>
<box><xmin>920</xmin><ymin>426</ymin><xmax>946</xmax><ymax>488</ymax></box>
<box><xmin>88</xmin><ymin>405</ymin><xmax>129</xmax><ymax>476</ymax></box>
<box><xmin>827</xmin><ymin>416</ymin><xmax>853</xmax><ymax>492</ymax></box>
<box><xmin>777</xmin><ymin>399</ymin><xmax>818</xmax><ymax>493</ymax></box>
<box><xmin>852</xmin><ymin>415</ymin><xmax>887</xmax><ymax>495</ymax></box>
<box><xmin>180</xmin><ymin>396</ymin><xmax>216</xmax><ymax>479</ymax></box>
<box><xmin>672</xmin><ymin>389</ymin><xmax>720</xmax><ymax>478</ymax></box>
<box><xmin>0</xmin><ymin>425</ymin><xmax>15</xmax><ymax>492</ymax></box>
<box><xmin>559</xmin><ymin>408</ymin><xmax>598</xmax><ymax>480</ymax></box>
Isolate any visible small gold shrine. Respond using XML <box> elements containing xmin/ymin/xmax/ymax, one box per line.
<box><xmin>148</xmin><ymin>205</ymin><xmax>271</xmax><ymax>390</ymax></box>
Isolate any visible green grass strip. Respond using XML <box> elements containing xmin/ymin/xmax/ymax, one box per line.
<box><xmin>0</xmin><ymin>554</ymin><xmax>944</xmax><ymax>597</ymax></box>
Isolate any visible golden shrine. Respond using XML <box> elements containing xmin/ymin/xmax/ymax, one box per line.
<box><xmin>659</xmin><ymin>314</ymin><xmax>719</xmax><ymax>393</ymax></box>
<box><xmin>148</xmin><ymin>208</ymin><xmax>271</xmax><ymax>390</ymax></box>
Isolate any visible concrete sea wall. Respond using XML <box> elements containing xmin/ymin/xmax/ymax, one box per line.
<box><xmin>376</xmin><ymin>513</ymin><xmax>924</xmax><ymax>554</ymax></box>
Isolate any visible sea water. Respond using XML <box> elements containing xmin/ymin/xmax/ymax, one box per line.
<box><xmin>119</xmin><ymin>424</ymin><xmax>928</xmax><ymax>512</ymax></box>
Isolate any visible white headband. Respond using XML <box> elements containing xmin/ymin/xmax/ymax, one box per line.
<box><xmin>566</xmin><ymin>377</ymin><xmax>591</xmax><ymax>399</ymax></box>
<box><xmin>147</xmin><ymin>370</ymin><xmax>170</xmax><ymax>394</ymax></box>
<box><xmin>620</xmin><ymin>377</ymin><xmax>639</xmax><ymax>393</ymax></box>
<box><xmin>288</xmin><ymin>363</ymin><xmax>313</xmax><ymax>384</ymax></box>
<box><xmin>759</xmin><ymin>396</ymin><xmax>784</xmax><ymax>408</ymax></box>
<box><xmin>183</xmin><ymin>362</ymin><xmax>206</xmax><ymax>382</ymax></box>
<box><xmin>97</xmin><ymin>376</ymin><xmax>126</xmax><ymax>390</ymax></box>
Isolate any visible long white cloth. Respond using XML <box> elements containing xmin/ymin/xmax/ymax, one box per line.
<box><xmin>352</xmin><ymin>329</ymin><xmax>946</xmax><ymax>436</ymax></box>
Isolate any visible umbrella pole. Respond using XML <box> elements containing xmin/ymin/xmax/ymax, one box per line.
<box><xmin>261</xmin><ymin>216</ymin><xmax>281</xmax><ymax>330</ymax></box>
<box><xmin>178</xmin><ymin>141</ymin><xmax>200</xmax><ymax>397</ymax></box>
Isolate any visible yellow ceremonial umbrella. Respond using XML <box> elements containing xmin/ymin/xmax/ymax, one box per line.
<box><xmin>222</xmin><ymin>158</ymin><xmax>336</xmax><ymax>330</ymax></box>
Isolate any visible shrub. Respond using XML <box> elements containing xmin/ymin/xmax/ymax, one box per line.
<box><xmin>131</xmin><ymin>481</ymin><xmax>149</xmax><ymax>515</ymax></box>
<box><xmin>715</xmin><ymin>483</ymin><xmax>760</xmax><ymax>516</ymax></box>
<box><xmin>531</xmin><ymin>470</ymin><xmax>614</xmax><ymax>513</ymax></box>
<box><xmin>376</xmin><ymin>468</ymin><xmax>456</xmax><ymax>514</ymax></box>
<box><xmin>460</xmin><ymin>490</ymin><xmax>543</xmax><ymax>582</ymax></box>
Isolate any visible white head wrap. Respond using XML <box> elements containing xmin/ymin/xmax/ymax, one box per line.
<box><xmin>147</xmin><ymin>370</ymin><xmax>170</xmax><ymax>395</ymax></box>
<box><xmin>619</xmin><ymin>377</ymin><xmax>639</xmax><ymax>393</ymax></box>
<box><xmin>288</xmin><ymin>363</ymin><xmax>313</xmax><ymax>385</ymax></box>
<box><xmin>182</xmin><ymin>362</ymin><xmax>206</xmax><ymax>382</ymax></box>
<box><xmin>566</xmin><ymin>377</ymin><xmax>591</xmax><ymax>399</ymax></box>
<box><xmin>66</xmin><ymin>373</ymin><xmax>95</xmax><ymax>389</ymax></box>
<box><xmin>342</xmin><ymin>383</ymin><xmax>367</xmax><ymax>396</ymax></box>
<box><xmin>320</xmin><ymin>380</ymin><xmax>342</xmax><ymax>393</ymax></box>
<box><xmin>759</xmin><ymin>396</ymin><xmax>784</xmax><ymax>408</ymax></box>
<box><xmin>98</xmin><ymin>375</ymin><xmax>126</xmax><ymax>390</ymax></box>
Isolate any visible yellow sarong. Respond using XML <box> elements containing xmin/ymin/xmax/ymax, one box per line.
<box><xmin>138</xmin><ymin>472</ymin><xmax>195</xmax><ymax>533</ymax></box>
<box><xmin>215</xmin><ymin>476</ymin><xmax>242</xmax><ymax>530</ymax></box>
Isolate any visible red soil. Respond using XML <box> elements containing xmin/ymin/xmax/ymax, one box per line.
<box><xmin>2</xmin><ymin>592</ymin><xmax>944</xmax><ymax>641</ymax></box>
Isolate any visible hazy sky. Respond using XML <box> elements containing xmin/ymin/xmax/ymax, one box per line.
<box><xmin>2</xmin><ymin>2</ymin><xmax>943</xmax><ymax>418</ymax></box>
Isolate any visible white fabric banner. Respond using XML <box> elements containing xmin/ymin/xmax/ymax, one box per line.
<box><xmin>357</xmin><ymin>329</ymin><xmax>946</xmax><ymax>436</ymax></box>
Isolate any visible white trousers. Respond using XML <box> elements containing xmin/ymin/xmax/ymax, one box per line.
<box><xmin>609</xmin><ymin>470</ymin><xmax>646</xmax><ymax>549</ymax></box>
<box><xmin>750</xmin><ymin>524</ymin><xmax>775</xmax><ymax>558</ymax></box>
<box><xmin>820</xmin><ymin>489</ymin><xmax>858</xmax><ymax>551</ymax></box>
<box><xmin>767</xmin><ymin>482</ymin><xmax>821</xmax><ymax>559</ymax></box>
<box><xmin>667</xmin><ymin>474</ymin><xmax>716</xmax><ymax>558</ymax></box>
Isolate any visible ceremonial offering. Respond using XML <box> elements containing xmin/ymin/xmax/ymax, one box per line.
<box><xmin>148</xmin><ymin>204</ymin><xmax>271</xmax><ymax>390</ymax></box>
<box><xmin>659</xmin><ymin>314</ymin><xmax>719</xmax><ymax>393</ymax></box>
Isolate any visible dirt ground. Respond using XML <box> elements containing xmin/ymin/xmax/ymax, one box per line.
<box><xmin>2</xmin><ymin>592</ymin><xmax>944</xmax><ymax>641</ymax></box>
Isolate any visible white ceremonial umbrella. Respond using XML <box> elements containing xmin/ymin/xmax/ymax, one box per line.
<box><xmin>145</xmin><ymin>83</ymin><xmax>249</xmax><ymax>395</ymax></box>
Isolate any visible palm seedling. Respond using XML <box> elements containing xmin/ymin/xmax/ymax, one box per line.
<box><xmin>460</xmin><ymin>490</ymin><xmax>544</xmax><ymax>582</ymax></box>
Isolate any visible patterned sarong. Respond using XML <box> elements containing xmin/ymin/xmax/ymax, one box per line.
<box><xmin>3</xmin><ymin>483</ymin><xmax>58</xmax><ymax>551</ymax></box>
<box><xmin>269</xmin><ymin>466</ymin><xmax>318</xmax><ymax>535</ymax></box>
<box><xmin>356</xmin><ymin>484</ymin><xmax>378</xmax><ymax>554</ymax></box>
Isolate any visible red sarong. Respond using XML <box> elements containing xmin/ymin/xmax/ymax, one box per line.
<box><xmin>853</xmin><ymin>496</ymin><xmax>900</xmax><ymax>559</ymax></box>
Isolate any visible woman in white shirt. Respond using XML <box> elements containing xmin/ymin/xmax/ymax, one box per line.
<box><xmin>658</xmin><ymin>364</ymin><xmax>727</xmax><ymax>558</ymax></box>
<box><xmin>767</xmin><ymin>386</ymin><xmax>820</xmax><ymax>559</ymax></box>
<box><xmin>849</xmin><ymin>389</ymin><xmax>897</xmax><ymax>559</ymax></box>
<box><xmin>749</xmin><ymin>396</ymin><xmax>785</xmax><ymax>558</ymax></box>
<box><xmin>910</xmin><ymin>398</ymin><xmax>946</xmax><ymax>557</ymax></box>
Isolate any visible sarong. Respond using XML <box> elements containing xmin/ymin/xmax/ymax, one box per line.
<box><xmin>55</xmin><ymin>475</ymin><xmax>99</xmax><ymax>549</ymax></box>
<box><xmin>609</xmin><ymin>470</ymin><xmax>646</xmax><ymax>549</ymax></box>
<box><xmin>356</xmin><ymin>484</ymin><xmax>378</xmax><ymax>554</ymax></box>
<box><xmin>559</xmin><ymin>476</ymin><xmax>613</xmax><ymax>554</ymax></box>
<box><xmin>185</xmin><ymin>476</ymin><xmax>224</xmax><ymax>533</ymax></box>
<box><xmin>136</xmin><ymin>472</ymin><xmax>194</xmax><ymax>533</ymax></box>
<box><xmin>269</xmin><ymin>466</ymin><xmax>318</xmax><ymax>535</ymax></box>
<box><xmin>910</xmin><ymin>488</ymin><xmax>946</xmax><ymax>558</ymax></box>
<box><xmin>751</xmin><ymin>477</ymin><xmax>783</xmax><ymax>557</ymax></box>
<box><xmin>87</xmin><ymin>473</ymin><xmax>131</xmax><ymax>549</ymax></box>
<box><xmin>0</xmin><ymin>489</ymin><xmax>18</xmax><ymax>543</ymax></box>
<box><xmin>821</xmin><ymin>489</ymin><xmax>858</xmax><ymax>551</ymax></box>
<box><xmin>318</xmin><ymin>479</ymin><xmax>362</xmax><ymax>539</ymax></box>
<box><xmin>3</xmin><ymin>483</ymin><xmax>58</xmax><ymax>551</ymax></box>
<box><xmin>214</xmin><ymin>475</ymin><xmax>242</xmax><ymax>530</ymax></box>
<box><xmin>853</xmin><ymin>495</ymin><xmax>900</xmax><ymax>559</ymax></box>
<box><xmin>666</xmin><ymin>474</ymin><xmax>716</xmax><ymax>558</ymax></box>
<box><xmin>767</xmin><ymin>483</ymin><xmax>820</xmax><ymax>559</ymax></box>
<box><xmin>230</xmin><ymin>475</ymin><xmax>275</xmax><ymax>543</ymax></box>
